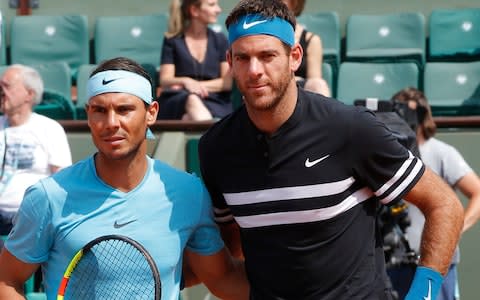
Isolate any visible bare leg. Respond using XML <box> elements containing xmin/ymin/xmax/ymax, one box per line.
<box><xmin>185</xmin><ymin>94</ymin><xmax>213</xmax><ymax>121</ymax></box>
<box><xmin>304</xmin><ymin>78</ymin><xmax>331</xmax><ymax>97</ymax></box>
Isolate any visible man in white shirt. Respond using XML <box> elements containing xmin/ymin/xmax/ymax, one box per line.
<box><xmin>0</xmin><ymin>64</ymin><xmax>72</xmax><ymax>236</ymax></box>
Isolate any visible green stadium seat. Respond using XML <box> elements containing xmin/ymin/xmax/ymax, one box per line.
<box><xmin>0</xmin><ymin>11</ymin><xmax>6</xmax><ymax>65</ymax></box>
<box><xmin>297</xmin><ymin>12</ymin><xmax>341</xmax><ymax>69</ymax></box>
<box><xmin>75</xmin><ymin>64</ymin><xmax>97</xmax><ymax>120</ymax></box>
<box><xmin>428</xmin><ymin>8</ymin><xmax>480</xmax><ymax>61</ymax></box>
<box><xmin>423</xmin><ymin>61</ymin><xmax>480</xmax><ymax>116</ymax></box>
<box><xmin>322</xmin><ymin>62</ymin><xmax>334</xmax><ymax>97</ymax></box>
<box><xmin>336</xmin><ymin>62</ymin><xmax>420</xmax><ymax>105</ymax></box>
<box><xmin>186</xmin><ymin>138</ymin><xmax>201</xmax><ymax>177</ymax></box>
<box><xmin>35</xmin><ymin>89</ymin><xmax>76</xmax><ymax>120</ymax></box>
<box><xmin>230</xmin><ymin>81</ymin><xmax>243</xmax><ymax>110</ymax></box>
<box><xmin>0</xmin><ymin>65</ymin><xmax>7</xmax><ymax>76</ymax></box>
<box><xmin>32</xmin><ymin>62</ymin><xmax>72</xmax><ymax>103</ymax></box>
<box><xmin>94</xmin><ymin>14</ymin><xmax>168</xmax><ymax>68</ymax></box>
<box><xmin>10</xmin><ymin>15</ymin><xmax>90</xmax><ymax>80</ymax></box>
<box><xmin>345</xmin><ymin>12</ymin><xmax>426</xmax><ymax>66</ymax></box>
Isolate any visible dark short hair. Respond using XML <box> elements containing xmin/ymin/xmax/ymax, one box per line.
<box><xmin>290</xmin><ymin>0</ymin><xmax>306</xmax><ymax>17</ymax></box>
<box><xmin>91</xmin><ymin>57</ymin><xmax>152</xmax><ymax>87</ymax></box>
<box><xmin>391</xmin><ymin>87</ymin><xmax>437</xmax><ymax>139</ymax></box>
<box><xmin>225</xmin><ymin>0</ymin><xmax>296</xmax><ymax>30</ymax></box>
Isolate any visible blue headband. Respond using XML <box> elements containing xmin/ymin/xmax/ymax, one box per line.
<box><xmin>228</xmin><ymin>14</ymin><xmax>295</xmax><ymax>46</ymax></box>
<box><xmin>87</xmin><ymin>70</ymin><xmax>155</xmax><ymax>139</ymax></box>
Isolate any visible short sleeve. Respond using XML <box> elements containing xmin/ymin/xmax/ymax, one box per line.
<box><xmin>437</xmin><ymin>142</ymin><xmax>472</xmax><ymax>186</ymax></box>
<box><xmin>198</xmin><ymin>135</ymin><xmax>233</xmax><ymax>224</ymax></box>
<box><xmin>185</xmin><ymin>179</ymin><xmax>225</xmax><ymax>255</ymax></box>
<box><xmin>5</xmin><ymin>182</ymin><xmax>55</xmax><ymax>263</ymax></box>
<box><xmin>160</xmin><ymin>36</ymin><xmax>175</xmax><ymax>65</ymax></box>
<box><xmin>349</xmin><ymin>109</ymin><xmax>425</xmax><ymax>205</ymax></box>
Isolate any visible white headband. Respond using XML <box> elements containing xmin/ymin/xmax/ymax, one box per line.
<box><xmin>86</xmin><ymin>70</ymin><xmax>155</xmax><ymax>140</ymax></box>
<box><xmin>87</xmin><ymin>70</ymin><xmax>153</xmax><ymax>104</ymax></box>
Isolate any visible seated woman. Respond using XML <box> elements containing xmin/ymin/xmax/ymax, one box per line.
<box><xmin>282</xmin><ymin>0</ymin><xmax>331</xmax><ymax>96</ymax></box>
<box><xmin>157</xmin><ymin>0</ymin><xmax>232</xmax><ymax>121</ymax></box>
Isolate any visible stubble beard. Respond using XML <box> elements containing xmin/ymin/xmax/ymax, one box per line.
<box><xmin>240</xmin><ymin>71</ymin><xmax>293</xmax><ymax>112</ymax></box>
<box><xmin>94</xmin><ymin>135</ymin><xmax>144</xmax><ymax>162</ymax></box>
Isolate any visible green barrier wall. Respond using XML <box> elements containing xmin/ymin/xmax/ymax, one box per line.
<box><xmin>437</xmin><ymin>129</ymin><xmax>480</xmax><ymax>300</ymax></box>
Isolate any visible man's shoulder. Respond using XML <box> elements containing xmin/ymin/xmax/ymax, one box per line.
<box><xmin>299</xmin><ymin>88</ymin><xmax>366</xmax><ymax>121</ymax></box>
<box><xmin>152</xmin><ymin>158</ymin><xmax>202</xmax><ymax>182</ymax></box>
<box><xmin>30</xmin><ymin>112</ymin><xmax>64</xmax><ymax>128</ymax></box>
<box><xmin>202</xmin><ymin>108</ymin><xmax>245</xmax><ymax>141</ymax></box>
<box><xmin>422</xmin><ymin>137</ymin><xmax>457</xmax><ymax>154</ymax></box>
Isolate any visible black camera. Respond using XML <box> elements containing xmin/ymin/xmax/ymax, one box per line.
<box><xmin>379</xmin><ymin>200</ymin><xmax>419</xmax><ymax>268</ymax></box>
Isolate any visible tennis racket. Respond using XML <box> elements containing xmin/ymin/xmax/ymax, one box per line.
<box><xmin>57</xmin><ymin>235</ymin><xmax>161</xmax><ymax>300</ymax></box>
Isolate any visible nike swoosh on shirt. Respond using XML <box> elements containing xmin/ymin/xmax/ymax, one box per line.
<box><xmin>243</xmin><ymin>19</ymin><xmax>268</xmax><ymax>30</ymax></box>
<box><xmin>424</xmin><ymin>279</ymin><xmax>432</xmax><ymax>300</ymax></box>
<box><xmin>305</xmin><ymin>155</ymin><xmax>330</xmax><ymax>168</ymax></box>
<box><xmin>113</xmin><ymin>219</ymin><xmax>137</xmax><ymax>229</ymax></box>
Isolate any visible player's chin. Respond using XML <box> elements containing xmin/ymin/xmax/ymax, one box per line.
<box><xmin>98</xmin><ymin>145</ymin><xmax>128</xmax><ymax>159</ymax></box>
<box><xmin>245</xmin><ymin>96</ymin><xmax>276</xmax><ymax>111</ymax></box>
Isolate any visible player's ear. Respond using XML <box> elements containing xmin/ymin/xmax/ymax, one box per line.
<box><xmin>146</xmin><ymin>101</ymin><xmax>158</xmax><ymax>125</ymax></box>
<box><xmin>226</xmin><ymin>49</ymin><xmax>232</xmax><ymax>67</ymax></box>
<box><xmin>290</xmin><ymin>43</ymin><xmax>303</xmax><ymax>73</ymax></box>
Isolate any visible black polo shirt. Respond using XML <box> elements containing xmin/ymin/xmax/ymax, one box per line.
<box><xmin>199</xmin><ymin>88</ymin><xmax>424</xmax><ymax>300</ymax></box>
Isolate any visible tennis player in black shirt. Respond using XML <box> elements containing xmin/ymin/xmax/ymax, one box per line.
<box><xmin>198</xmin><ymin>0</ymin><xmax>464</xmax><ymax>299</ymax></box>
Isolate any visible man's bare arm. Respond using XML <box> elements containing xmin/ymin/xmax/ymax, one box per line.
<box><xmin>0</xmin><ymin>248</ymin><xmax>39</xmax><ymax>299</ymax></box>
<box><xmin>404</xmin><ymin>167</ymin><xmax>464</xmax><ymax>275</ymax></box>
<box><xmin>184</xmin><ymin>247</ymin><xmax>249</xmax><ymax>300</ymax></box>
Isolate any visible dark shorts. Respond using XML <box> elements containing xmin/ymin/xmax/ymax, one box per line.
<box><xmin>156</xmin><ymin>89</ymin><xmax>232</xmax><ymax>120</ymax></box>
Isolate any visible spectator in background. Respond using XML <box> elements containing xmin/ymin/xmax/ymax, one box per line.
<box><xmin>0</xmin><ymin>64</ymin><xmax>72</xmax><ymax>237</ymax></box>
<box><xmin>282</xmin><ymin>0</ymin><xmax>331</xmax><ymax>96</ymax></box>
<box><xmin>389</xmin><ymin>87</ymin><xmax>480</xmax><ymax>300</ymax></box>
<box><xmin>157</xmin><ymin>0</ymin><xmax>233</xmax><ymax>121</ymax></box>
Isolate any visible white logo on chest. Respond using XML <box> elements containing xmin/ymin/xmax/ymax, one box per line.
<box><xmin>305</xmin><ymin>155</ymin><xmax>330</xmax><ymax>168</ymax></box>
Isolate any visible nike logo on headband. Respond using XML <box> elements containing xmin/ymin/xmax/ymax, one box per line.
<box><xmin>102</xmin><ymin>78</ymin><xmax>120</xmax><ymax>85</ymax></box>
<box><xmin>243</xmin><ymin>19</ymin><xmax>268</xmax><ymax>29</ymax></box>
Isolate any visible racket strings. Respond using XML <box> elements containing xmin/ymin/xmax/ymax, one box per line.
<box><xmin>64</xmin><ymin>239</ymin><xmax>157</xmax><ymax>299</ymax></box>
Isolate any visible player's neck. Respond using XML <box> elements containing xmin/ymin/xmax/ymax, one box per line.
<box><xmin>94</xmin><ymin>150</ymin><xmax>148</xmax><ymax>193</ymax></box>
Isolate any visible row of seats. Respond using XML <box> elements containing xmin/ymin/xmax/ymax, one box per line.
<box><xmin>1</xmin><ymin>8</ymin><xmax>479</xmax><ymax>77</ymax></box>
<box><xmin>13</xmin><ymin>59</ymin><xmax>476</xmax><ymax>121</ymax></box>
<box><xmin>335</xmin><ymin>61</ymin><xmax>480</xmax><ymax>116</ymax></box>
<box><xmin>0</xmin><ymin>13</ymin><xmax>169</xmax><ymax>80</ymax></box>
<box><xmin>0</xmin><ymin>8</ymin><xmax>478</xmax><ymax>120</ymax></box>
